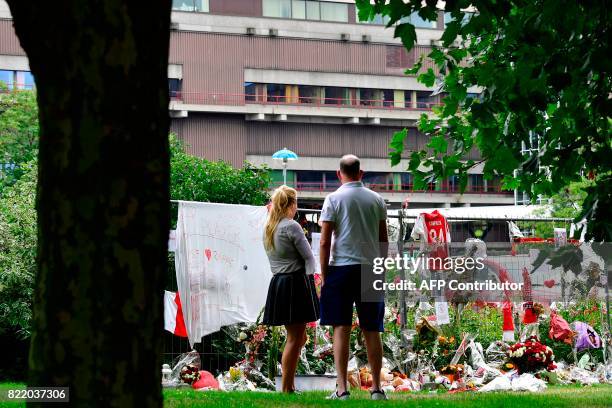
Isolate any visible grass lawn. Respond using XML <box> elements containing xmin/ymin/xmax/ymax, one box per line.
<box><xmin>1</xmin><ymin>383</ymin><xmax>610</xmax><ymax>407</ymax></box>
<box><xmin>163</xmin><ymin>384</ymin><xmax>612</xmax><ymax>408</ymax></box>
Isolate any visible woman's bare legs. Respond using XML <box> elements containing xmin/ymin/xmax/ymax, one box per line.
<box><xmin>281</xmin><ymin>323</ymin><xmax>307</xmax><ymax>392</ymax></box>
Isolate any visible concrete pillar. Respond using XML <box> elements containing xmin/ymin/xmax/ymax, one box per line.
<box><xmin>411</xmin><ymin>90</ymin><xmax>417</xmax><ymax>108</ymax></box>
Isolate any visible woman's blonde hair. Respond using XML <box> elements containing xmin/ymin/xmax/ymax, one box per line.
<box><xmin>264</xmin><ymin>185</ymin><xmax>297</xmax><ymax>251</ymax></box>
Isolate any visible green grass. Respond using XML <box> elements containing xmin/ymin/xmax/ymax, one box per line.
<box><xmin>163</xmin><ymin>384</ymin><xmax>612</xmax><ymax>408</ymax></box>
<box><xmin>1</xmin><ymin>383</ymin><xmax>610</xmax><ymax>407</ymax></box>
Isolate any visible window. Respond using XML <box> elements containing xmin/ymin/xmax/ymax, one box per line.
<box><xmin>359</xmin><ymin>13</ymin><xmax>390</xmax><ymax>25</ymax></box>
<box><xmin>172</xmin><ymin>0</ymin><xmax>208</xmax><ymax>12</ymax></box>
<box><xmin>401</xmin><ymin>12</ymin><xmax>437</xmax><ymax>29</ymax></box>
<box><xmin>297</xmin><ymin>85</ymin><xmax>319</xmax><ymax>104</ymax></box>
<box><xmin>445</xmin><ymin>175</ymin><xmax>460</xmax><ymax>192</ymax></box>
<box><xmin>400</xmin><ymin>173</ymin><xmax>412</xmax><ymax>189</ymax></box>
<box><xmin>0</xmin><ymin>70</ymin><xmax>13</xmax><ymax>89</ymax></box>
<box><xmin>323</xmin><ymin>171</ymin><xmax>340</xmax><ymax>190</ymax></box>
<box><xmin>320</xmin><ymin>2</ymin><xmax>348</xmax><ymax>22</ymax></box>
<box><xmin>487</xmin><ymin>176</ymin><xmax>501</xmax><ymax>193</ymax></box>
<box><xmin>444</xmin><ymin>11</ymin><xmax>474</xmax><ymax>27</ymax></box>
<box><xmin>359</xmin><ymin>88</ymin><xmax>376</xmax><ymax>106</ymax></box>
<box><xmin>324</xmin><ymin>87</ymin><xmax>347</xmax><ymax>105</ymax></box>
<box><xmin>362</xmin><ymin>172</ymin><xmax>393</xmax><ymax>190</ymax></box>
<box><xmin>296</xmin><ymin>171</ymin><xmax>324</xmax><ymax>189</ymax></box>
<box><xmin>306</xmin><ymin>1</ymin><xmax>320</xmax><ymax>20</ymax></box>
<box><xmin>382</xmin><ymin>89</ymin><xmax>394</xmax><ymax>107</ymax></box>
<box><xmin>244</xmin><ymin>82</ymin><xmax>257</xmax><ymax>101</ymax></box>
<box><xmin>0</xmin><ymin>70</ymin><xmax>35</xmax><ymax>90</ymax></box>
<box><xmin>266</xmin><ymin>84</ymin><xmax>286</xmax><ymax>103</ymax></box>
<box><xmin>416</xmin><ymin>91</ymin><xmax>434</xmax><ymax>108</ymax></box>
<box><xmin>291</xmin><ymin>0</ymin><xmax>306</xmax><ymax>19</ymax></box>
<box><xmin>404</xmin><ymin>91</ymin><xmax>412</xmax><ymax>108</ymax></box>
<box><xmin>169</xmin><ymin>79</ymin><xmax>182</xmax><ymax>100</ymax></box>
<box><xmin>469</xmin><ymin>174</ymin><xmax>484</xmax><ymax>192</ymax></box>
<box><xmin>263</xmin><ymin>0</ymin><xmax>291</xmax><ymax>18</ymax></box>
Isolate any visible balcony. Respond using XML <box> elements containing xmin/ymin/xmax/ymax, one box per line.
<box><xmin>168</xmin><ymin>91</ymin><xmax>441</xmax><ymax>123</ymax></box>
<box><xmin>272</xmin><ymin>181</ymin><xmax>511</xmax><ymax>195</ymax></box>
<box><xmin>171</xmin><ymin>91</ymin><xmax>441</xmax><ymax>110</ymax></box>
<box><xmin>269</xmin><ymin>181</ymin><xmax>514</xmax><ymax>205</ymax></box>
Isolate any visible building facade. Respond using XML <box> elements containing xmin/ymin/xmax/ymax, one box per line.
<box><xmin>0</xmin><ymin>0</ymin><xmax>513</xmax><ymax>208</ymax></box>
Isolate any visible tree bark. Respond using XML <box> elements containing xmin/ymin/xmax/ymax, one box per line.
<box><xmin>5</xmin><ymin>1</ymin><xmax>171</xmax><ymax>406</ymax></box>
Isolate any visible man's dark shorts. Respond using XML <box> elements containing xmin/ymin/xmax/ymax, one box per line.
<box><xmin>319</xmin><ymin>264</ymin><xmax>384</xmax><ymax>332</ymax></box>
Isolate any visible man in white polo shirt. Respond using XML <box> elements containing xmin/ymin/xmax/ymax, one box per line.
<box><xmin>319</xmin><ymin>154</ymin><xmax>388</xmax><ymax>400</ymax></box>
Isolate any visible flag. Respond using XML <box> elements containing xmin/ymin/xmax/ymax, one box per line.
<box><xmin>164</xmin><ymin>290</ymin><xmax>187</xmax><ymax>337</ymax></box>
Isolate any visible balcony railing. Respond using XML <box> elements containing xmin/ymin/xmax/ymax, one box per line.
<box><xmin>170</xmin><ymin>91</ymin><xmax>442</xmax><ymax>111</ymax></box>
<box><xmin>271</xmin><ymin>181</ymin><xmax>511</xmax><ymax>195</ymax></box>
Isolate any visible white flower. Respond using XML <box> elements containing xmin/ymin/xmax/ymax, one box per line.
<box><xmin>239</xmin><ymin>332</ymin><xmax>247</xmax><ymax>341</ymax></box>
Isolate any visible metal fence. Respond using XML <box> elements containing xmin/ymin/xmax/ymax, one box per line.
<box><xmin>163</xmin><ymin>207</ymin><xmax>575</xmax><ymax>373</ymax></box>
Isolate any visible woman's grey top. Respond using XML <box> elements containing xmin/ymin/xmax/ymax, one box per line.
<box><xmin>265</xmin><ymin>218</ymin><xmax>316</xmax><ymax>275</ymax></box>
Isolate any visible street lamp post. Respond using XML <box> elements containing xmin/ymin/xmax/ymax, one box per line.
<box><xmin>272</xmin><ymin>148</ymin><xmax>298</xmax><ymax>186</ymax></box>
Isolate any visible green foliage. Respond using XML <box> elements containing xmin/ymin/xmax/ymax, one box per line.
<box><xmin>358</xmin><ymin>0</ymin><xmax>611</xmax><ymax>240</ymax></box>
<box><xmin>0</xmin><ymin>161</ymin><xmax>36</xmax><ymax>338</ymax></box>
<box><xmin>0</xmin><ymin>135</ymin><xmax>271</xmax><ymax>340</ymax></box>
<box><xmin>0</xmin><ymin>90</ymin><xmax>38</xmax><ymax>196</ymax></box>
<box><xmin>538</xmin><ymin>301</ymin><xmax>605</xmax><ymax>364</ymax></box>
<box><xmin>169</xmin><ymin>135</ymin><xmax>271</xmax><ymax>227</ymax></box>
<box><xmin>533</xmin><ymin>180</ymin><xmax>593</xmax><ymax>238</ymax></box>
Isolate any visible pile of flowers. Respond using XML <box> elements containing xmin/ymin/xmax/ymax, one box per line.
<box><xmin>507</xmin><ymin>337</ymin><xmax>556</xmax><ymax>373</ymax></box>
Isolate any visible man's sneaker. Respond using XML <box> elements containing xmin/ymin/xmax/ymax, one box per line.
<box><xmin>327</xmin><ymin>390</ymin><xmax>350</xmax><ymax>400</ymax></box>
<box><xmin>370</xmin><ymin>389</ymin><xmax>388</xmax><ymax>400</ymax></box>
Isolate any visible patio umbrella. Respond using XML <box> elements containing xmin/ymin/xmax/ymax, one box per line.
<box><xmin>272</xmin><ymin>148</ymin><xmax>298</xmax><ymax>185</ymax></box>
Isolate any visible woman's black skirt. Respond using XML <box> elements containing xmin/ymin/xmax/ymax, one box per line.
<box><xmin>262</xmin><ymin>271</ymin><xmax>320</xmax><ymax>326</ymax></box>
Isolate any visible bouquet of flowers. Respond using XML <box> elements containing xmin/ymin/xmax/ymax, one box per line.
<box><xmin>179</xmin><ymin>364</ymin><xmax>201</xmax><ymax>385</ymax></box>
<box><xmin>439</xmin><ymin>364</ymin><xmax>464</xmax><ymax>382</ymax></box>
<box><xmin>507</xmin><ymin>337</ymin><xmax>556</xmax><ymax>373</ymax></box>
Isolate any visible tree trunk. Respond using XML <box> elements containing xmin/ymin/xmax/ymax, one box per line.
<box><xmin>5</xmin><ymin>1</ymin><xmax>171</xmax><ymax>406</ymax></box>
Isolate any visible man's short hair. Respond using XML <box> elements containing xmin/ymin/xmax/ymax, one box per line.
<box><xmin>340</xmin><ymin>155</ymin><xmax>360</xmax><ymax>178</ymax></box>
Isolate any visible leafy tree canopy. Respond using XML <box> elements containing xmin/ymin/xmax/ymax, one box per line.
<box><xmin>356</xmin><ymin>0</ymin><xmax>611</xmax><ymax>240</ymax></box>
<box><xmin>169</xmin><ymin>134</ymin><xmax>271</xmax><ymax>212</ymax></box>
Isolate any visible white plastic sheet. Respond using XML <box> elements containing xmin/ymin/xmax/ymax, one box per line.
<box><xmin>511</xmin><ymin>373</ymin><xmax>547</xmax><ymax>392</ymax></box>
<box><xmin>175</xmin><ymin>201</ymin><xmax>272</xmax><ymax>346</ymax></box>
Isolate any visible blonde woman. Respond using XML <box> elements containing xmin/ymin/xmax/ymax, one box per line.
<box><xmin>263</xmin><ymin>185</ymin><xmax>319</xmax><ymax>393</ymax></box>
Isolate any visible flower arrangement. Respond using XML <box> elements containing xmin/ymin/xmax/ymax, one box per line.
<box><xmin>507</xmin><ymin>337</ymin><xmax>556</xmax><ymax>373</ymax></box>
<box><xmin>179</xmin><ymin>364</ymin><xmax>201</xmax><ymax>385</ymax></box>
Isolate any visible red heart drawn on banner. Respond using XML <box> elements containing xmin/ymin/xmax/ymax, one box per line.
<box><xmin>205</xmin><ymin>249</ymin><xmax>212</xmax><ymax>261</ymax></box>
<box><xmin>544</xmin><ymin>279</ymin><xmax>555</xmax><ymax>288</ymax></box>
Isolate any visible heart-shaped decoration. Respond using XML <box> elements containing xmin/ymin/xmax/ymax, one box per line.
<box><xmin>544</xmin><ymin>279</ymin><xmax>555</xmax><ymax>288</ymax></box>
<box><xmin>205</xmin><ymin>249</ymin><xmax>212</xmax><ymax>261</ymax></box>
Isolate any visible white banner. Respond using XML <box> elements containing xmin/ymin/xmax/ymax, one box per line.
<box><xmin>175</xmin><ymin>201</ymin><xmax>272</xmax><ymax>346</ymax></box>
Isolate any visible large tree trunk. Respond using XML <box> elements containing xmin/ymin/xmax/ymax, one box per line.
<box><xmin>5</xmin><ymin>1</ymin><xmax>171</xmax><ymax>406</ymax></box>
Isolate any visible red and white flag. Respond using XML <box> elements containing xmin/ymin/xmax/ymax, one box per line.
<box><xmin>164</xmin><ymin>290</ymin><xmax>187</xmax><ymax>337</ymax></box>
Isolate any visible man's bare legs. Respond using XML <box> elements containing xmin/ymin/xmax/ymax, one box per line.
<box><xmin>332</xmin><ymin>325</ymin><xmax>351</xmax><ymax>394</ymax></box>
<box><xmin>362</xmin><ymin>329</ymin><xmax>383</xmax><ymax>391</ymax></box>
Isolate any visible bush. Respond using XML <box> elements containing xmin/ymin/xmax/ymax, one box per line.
<box><xmin>0</xmin><ymin>90</ymin><xmax>38</xmax><ymax>196</ymax></box>
<box><xmin>169</xmin><ymin>135</ymin><xmax>270</xmax><ymax>209</ymax></box>
<box><xmin>0</xmin><ymin>161</ymin><xmax>36</xmax><ymax>338</ymax></box>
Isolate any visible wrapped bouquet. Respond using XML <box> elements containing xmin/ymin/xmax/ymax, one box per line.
<box><xmin>507</xmin><ymin>337</ymin><xmax>556</xmax><ymax>373</ymax></box>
